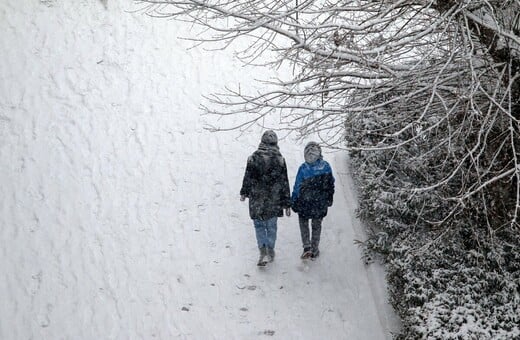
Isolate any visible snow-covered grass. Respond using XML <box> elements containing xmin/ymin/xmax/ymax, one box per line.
<box><xmin>0</xmin><ymin>1</ymin><xmax>398</xmax><ymax>339</ymax></box>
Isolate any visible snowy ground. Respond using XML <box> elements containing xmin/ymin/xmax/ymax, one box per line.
<box><xmin>0</xmin><ymin>1</ymin><xmax>398</xmax><ymax>339</ymax></box>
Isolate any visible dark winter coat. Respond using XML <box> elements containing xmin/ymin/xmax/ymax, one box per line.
<box><xmin>291</xmin><ymin>158</ymin><xmax>335</xmax><ymax>219</ymax></box>
<box><xmin>240</xmin><ymin>143</ymin><xmax>291</xmax><ymax>221</ymax></box>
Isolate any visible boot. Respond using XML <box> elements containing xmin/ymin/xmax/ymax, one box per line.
<box><xmin>257</xmin><ymin>247</ymin><xmax>268</xmax><ymax>266</ymax></box>
<box><xmin>267</xmin><ymin>248</ymin><xmax>275</xmax><ymax>262</ymax></box>
<box><xmin>301</xmin><ymin>247</ymin><xmax>313</xmax><ymax>259</ymax></box>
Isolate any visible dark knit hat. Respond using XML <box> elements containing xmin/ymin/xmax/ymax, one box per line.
<box><xmin>304</xmin><ymin>141</ymin><xmax>322</xmax><ymax>164</ymax></box>
<box><xmin>261</xmin><ymin>130</ymin><xmax>278</xmax><ymax>145</ymax></box>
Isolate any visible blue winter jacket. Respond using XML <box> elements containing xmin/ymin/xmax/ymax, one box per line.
<box><xmin>291</xmin><ymin>159</ymin><xmax>335</xmax><ymax>219</ymax></box>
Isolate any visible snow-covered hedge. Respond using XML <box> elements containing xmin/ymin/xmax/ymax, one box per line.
<box><xmin>345</xmin><ymin>75</ymin><xmax>520</xmax><ymax>338</ymax></box>
<box><xmin>386</xmin><ymin>229</ymin><xmax>520</xmax><ymax>339</ymax></box>
<box><xmin>349</xmin><ymin>151</ymin><xmax>520</xmax><ymax>338</ymax></box>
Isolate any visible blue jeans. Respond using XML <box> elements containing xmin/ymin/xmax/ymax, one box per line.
<box><xmin>253</xmin><ymin>217</ymin><xmax>278</xmax><ymax>249</ymax></box>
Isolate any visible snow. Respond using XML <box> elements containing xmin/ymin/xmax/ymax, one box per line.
<box><xmin>0</xmin><ymin>1</ymin><xmax>398</xmax><ymax>339</ymax></box>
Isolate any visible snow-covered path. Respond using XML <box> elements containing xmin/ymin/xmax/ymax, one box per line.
<box><xmin>0</xmin><ymin>1</ymin><xmax>397</xmax><ymax>339</ymax></box>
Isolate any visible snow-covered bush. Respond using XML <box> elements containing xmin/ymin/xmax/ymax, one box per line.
<box><xmin>346</xmin><ymin>64</ymin><xmax>520</xmax><ymax>338</ymax></box>
<box><xmin>386</xmin><ymin>229</ymin><xmax>520</xmax><ymax>339</ymax></box>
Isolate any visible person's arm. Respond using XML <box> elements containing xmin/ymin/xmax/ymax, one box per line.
<box><xmin>281</xmin><ymin>159</ymin><xmax>291</xmax><ymax>207</ymax></box>
<box><xmin>291</xmin><ymin>165</ymin><xmax>304</xmax><ymax>211</ymax></box>
<box><xmin>280</xmin><ymin>159</ymin><xmax>292</xmax><ymax>216</ymax></box>
<box><xmin>326</xmin><ymin>163</ymin><xmax>335</xmax><ymax>206</ymax></box>
<box><xmin>240</xmin><ymin>156</ymin><xmax>254</xmax><ymax>200</ymax></box>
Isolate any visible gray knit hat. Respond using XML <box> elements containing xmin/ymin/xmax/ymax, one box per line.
<box><xmin>261</xmin><ymin>130</ymin><xmax>278</xmax><ymax>145</ymax></box>
<box><xmin>304</xmin><ymin>141</ymin><xmax>322</xmax><ymax>164</ymax></box>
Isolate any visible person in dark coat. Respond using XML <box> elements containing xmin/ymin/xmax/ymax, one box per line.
<box><xmin>291</xmin><ymin>141</ymin><xmax>335</xmax><ymax>259</ymax></box>
<box><xmin>240</xmin><ymin>130</ymin><xmax>291</xmax><ymax>265</ymax></box>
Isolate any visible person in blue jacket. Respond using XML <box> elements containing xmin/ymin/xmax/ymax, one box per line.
<box><xmin>291</xmin><ymin>142</ymin><xmax>335</xmax><ymax>259</ymax></box>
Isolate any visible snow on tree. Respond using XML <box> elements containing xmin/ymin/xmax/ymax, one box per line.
<box><xmin>135</xmin><ymin>0</ymin><xmax>520</xmax><ymax>227</ymax></box>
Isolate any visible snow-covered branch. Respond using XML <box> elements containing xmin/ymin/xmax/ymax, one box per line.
<box><xmin>136</xmin><ymin>0</ymin><xmax>520</xmax><ymax>231</ymax></box>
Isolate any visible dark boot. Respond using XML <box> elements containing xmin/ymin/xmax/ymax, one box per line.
<box><xmin>257</xmin><ymin>247</ymin><xmax>268</xmax><ymax>266</ymax></box>
<box><xmin>301</xmin><ymin>247</ymin><xmax>313</xmax><ymax>259</ymax></box>
<box><xmin>267</xmin><ymin>248</ymin><xmax>275</xmax><ymax>262</ymax></box>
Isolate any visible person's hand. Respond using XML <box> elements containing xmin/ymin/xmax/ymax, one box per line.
<box><xmin>240</xmin><ymin>195</ymin><xmax>246</xmax><ymax>202</ymax></box>
<box><xmin>285</xmin><ymin>208</ymin><xmax>291</xmax><ymax>217</ymax></box>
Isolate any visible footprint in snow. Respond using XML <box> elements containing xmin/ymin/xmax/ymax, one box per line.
<box><xmin>236</xmin><ymin>285</ymin><xmax>257</xmax><ymax>291</ymax></box>
<box><xmin>260</xmin><ymin>330</ymin><xmax>275</xmax><ymax>336</ymax></box>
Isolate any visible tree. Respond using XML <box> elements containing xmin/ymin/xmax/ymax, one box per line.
<box><xmin>136</xmin><ymin>0</ymin><xmax>519</xmax><ymax>230</ymax></box>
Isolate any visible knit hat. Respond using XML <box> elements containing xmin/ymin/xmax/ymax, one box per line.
<box><xmin>261</xmin><ymin>130</ymin><xmax>278</xmax><ymax>146</ymax></box>
<box><xmin>304</xmin><ymin>141</ymin><xmax>322</xmax><ymax>164</ymax></box>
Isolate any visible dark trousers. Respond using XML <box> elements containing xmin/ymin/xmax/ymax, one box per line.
<box><xmin>298</xmin><ymin>216</ymin><xmax>322</xmax><ymax>251</ymax></box>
